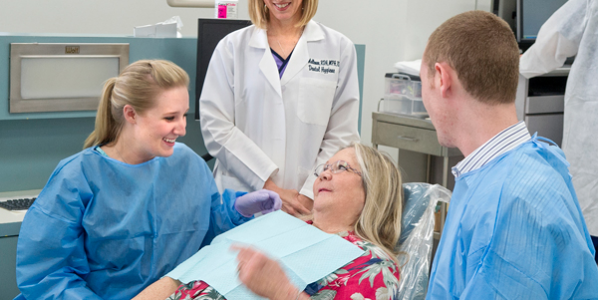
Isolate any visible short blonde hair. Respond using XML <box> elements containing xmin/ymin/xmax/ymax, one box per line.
<box><xmin>248</xmin><ymin>0</ymin><xmax>319</xmax><ymax>29</ymax></box>
<box><xmin>423</xmin><ymin>10</ymin><xmax>520</xmax><ymax>104</ymax></box>
<box><xmin>348</xmin><ymin>143</ymin><xmax>403</xmax><ymax>261</ymax></box>
<box><xmin>84</xmin><ymin>60</ymin><xmax>189</xmax><ymax>148</ymax></box>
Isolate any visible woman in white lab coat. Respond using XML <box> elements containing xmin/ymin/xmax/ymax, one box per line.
<box><xmin>200</xmin><ymin>0</ymin><xmax>361</xmax><ymax>216</ymax></box>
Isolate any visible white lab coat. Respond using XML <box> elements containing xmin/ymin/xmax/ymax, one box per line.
<box><xmin>200</xmin><ymin>20</ymin><xmax>360</xmax><ymax>199</ymax></box>
<box><xmin>520</xmin><ymin>0</ymin><xmax>598</xmax><ymax>235</ymax></box>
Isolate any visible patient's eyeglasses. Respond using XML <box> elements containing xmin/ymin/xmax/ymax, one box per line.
<box><xmin>314</xmin><ymin>160</ymin><xmax>362</xmax><ymax>177</ymax></box>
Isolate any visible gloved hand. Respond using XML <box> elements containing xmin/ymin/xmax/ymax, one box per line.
<box><xmin>234</xmin><ymin>189</ymin><xmax>283</xmax><ymax>217</ymax></box>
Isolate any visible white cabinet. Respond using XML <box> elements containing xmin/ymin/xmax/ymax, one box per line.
<box><xmin>515</xmin><ymin>67</ymin><xmax>570</xmax><ymax>146</ymax></box>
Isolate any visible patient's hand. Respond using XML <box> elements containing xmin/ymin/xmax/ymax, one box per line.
<box><xmin>232</xmin><ymin>245</ymin><xmax>301</xmax><ymax>300</ymax></box>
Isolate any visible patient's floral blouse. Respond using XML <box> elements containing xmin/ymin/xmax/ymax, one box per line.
<box><xmin>166</xmin><ymin>225</ymin><xmax>400</xmax><ymax>300</ymax></box>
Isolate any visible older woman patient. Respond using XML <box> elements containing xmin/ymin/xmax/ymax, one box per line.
<box><xmin>135</xmin><ymin>143</ymin><xmax>403</xmax><ymax>300</ymax></box>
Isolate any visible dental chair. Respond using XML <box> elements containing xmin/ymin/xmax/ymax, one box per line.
<box><xmin>397</xmin><ymin>183</ymin><xmax>451</xmax><ymax>300</ymax></box>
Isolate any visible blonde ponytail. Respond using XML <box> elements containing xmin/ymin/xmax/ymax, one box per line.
<box><xmin>83</xmin><ymin>60</ymin><xmax>189</xmax><ymax>149</ymax></box>
<box><xmin>84</xmin><ymin>78</ymin><xmax>120</xmax><ymax>148</ymax></box>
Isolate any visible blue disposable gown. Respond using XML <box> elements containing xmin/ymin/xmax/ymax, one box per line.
<box><xmin>14</xmin><ymin>143</ymin><xmax>251</xmax><ymax>300</ymax></box>
<box><xmin>427</xmin><ymin>136</ymin><xmax>598</xmax><ymax>299</ymax></box>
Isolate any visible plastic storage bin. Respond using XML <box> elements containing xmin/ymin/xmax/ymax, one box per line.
<box><xmin>381</xmin><ymin>73</ymin><xmax>427</xmax><ymax>118</ymax></box>
<box><xmin>385</xmin><ymin>73</ymin><xmax>422</xmax><ymax>98</ymax></box>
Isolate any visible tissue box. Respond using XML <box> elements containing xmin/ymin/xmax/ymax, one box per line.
<box><xmin>134</xmin><ymin>22</ymin><xmax>178</xmax><ymax>38</ymax></box>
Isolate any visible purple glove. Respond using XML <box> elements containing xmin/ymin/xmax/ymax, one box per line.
<box><xmin>234</xmin><ymin>189</ymin><xmax>283</xmax><ymax>217</ymax></box>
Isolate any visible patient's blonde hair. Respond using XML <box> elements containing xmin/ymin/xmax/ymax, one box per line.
<box><xmin>349</xmin><ymin>143</ymin><xmax>403</xmax><ymax>261</ymax></box>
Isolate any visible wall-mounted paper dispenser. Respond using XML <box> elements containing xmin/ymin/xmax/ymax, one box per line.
<box><xmin>10</xmin><ymin>43</ymin><xmax>129</xmax><ymax>113</ymax></box>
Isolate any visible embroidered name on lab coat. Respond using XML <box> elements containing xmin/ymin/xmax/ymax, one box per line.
<box><xmin>308</xmin><ymin>59</ymin><xmax>340</xmax><ymax>75</ymax></box>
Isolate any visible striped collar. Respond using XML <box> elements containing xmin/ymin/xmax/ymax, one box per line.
<box><xmin>452</xmin><ymin>121</ymin><xmax>531</xmax><ymax>177</ymax></box>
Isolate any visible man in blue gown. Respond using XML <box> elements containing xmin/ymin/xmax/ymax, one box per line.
<box><xmin>420</xmin><ymin>11</ymin><xmax>598</xmax><ymax>299</ymax></box>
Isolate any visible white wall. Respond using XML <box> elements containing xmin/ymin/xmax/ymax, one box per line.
<box><xmin>0</xmin><ymin>0</ymin><xmax>491</xmax><ymax>161</ymax></box>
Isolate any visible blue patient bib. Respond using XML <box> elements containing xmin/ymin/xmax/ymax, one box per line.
<box><xmin>166</xmin><ymin>211</ymin><xmax>365</xmax><ymax>299</ymax></box>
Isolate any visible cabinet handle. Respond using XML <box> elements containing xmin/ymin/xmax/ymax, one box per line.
<box><xmin>397</xmin><ymin>135</ymin><xmax>418</xmax><ymax>142</ymax></box>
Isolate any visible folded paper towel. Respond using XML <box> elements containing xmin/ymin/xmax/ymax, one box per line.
<box><xmin>394</xmin><ymin>59</ymin><xmax>422</xmax><ymax>77</ymax></box>
<box><xmin>134</xmin><ymin>16</ymin><xmax>183</xmax><ymax>38</ymax></box>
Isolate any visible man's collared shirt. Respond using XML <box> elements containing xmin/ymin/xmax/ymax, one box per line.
<box><xmin>452</xmin><ymin>121</ymin><xmax>531</xmax><ymax>178</ymax></box>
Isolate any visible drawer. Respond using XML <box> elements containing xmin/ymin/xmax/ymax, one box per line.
<box><xmin>526</xmin><ymin>95</ymin><xmax>564</xmax><ymax>114</ymax></box>
<box><xmin>373</xmin><ymin>121</ymin><xmax>444</xmax><ymax>156</ymax></box>
<box><xmin>525</xmin><ymin>114</ymin><xmax>563</xmax><ymax>146</ymax></box>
